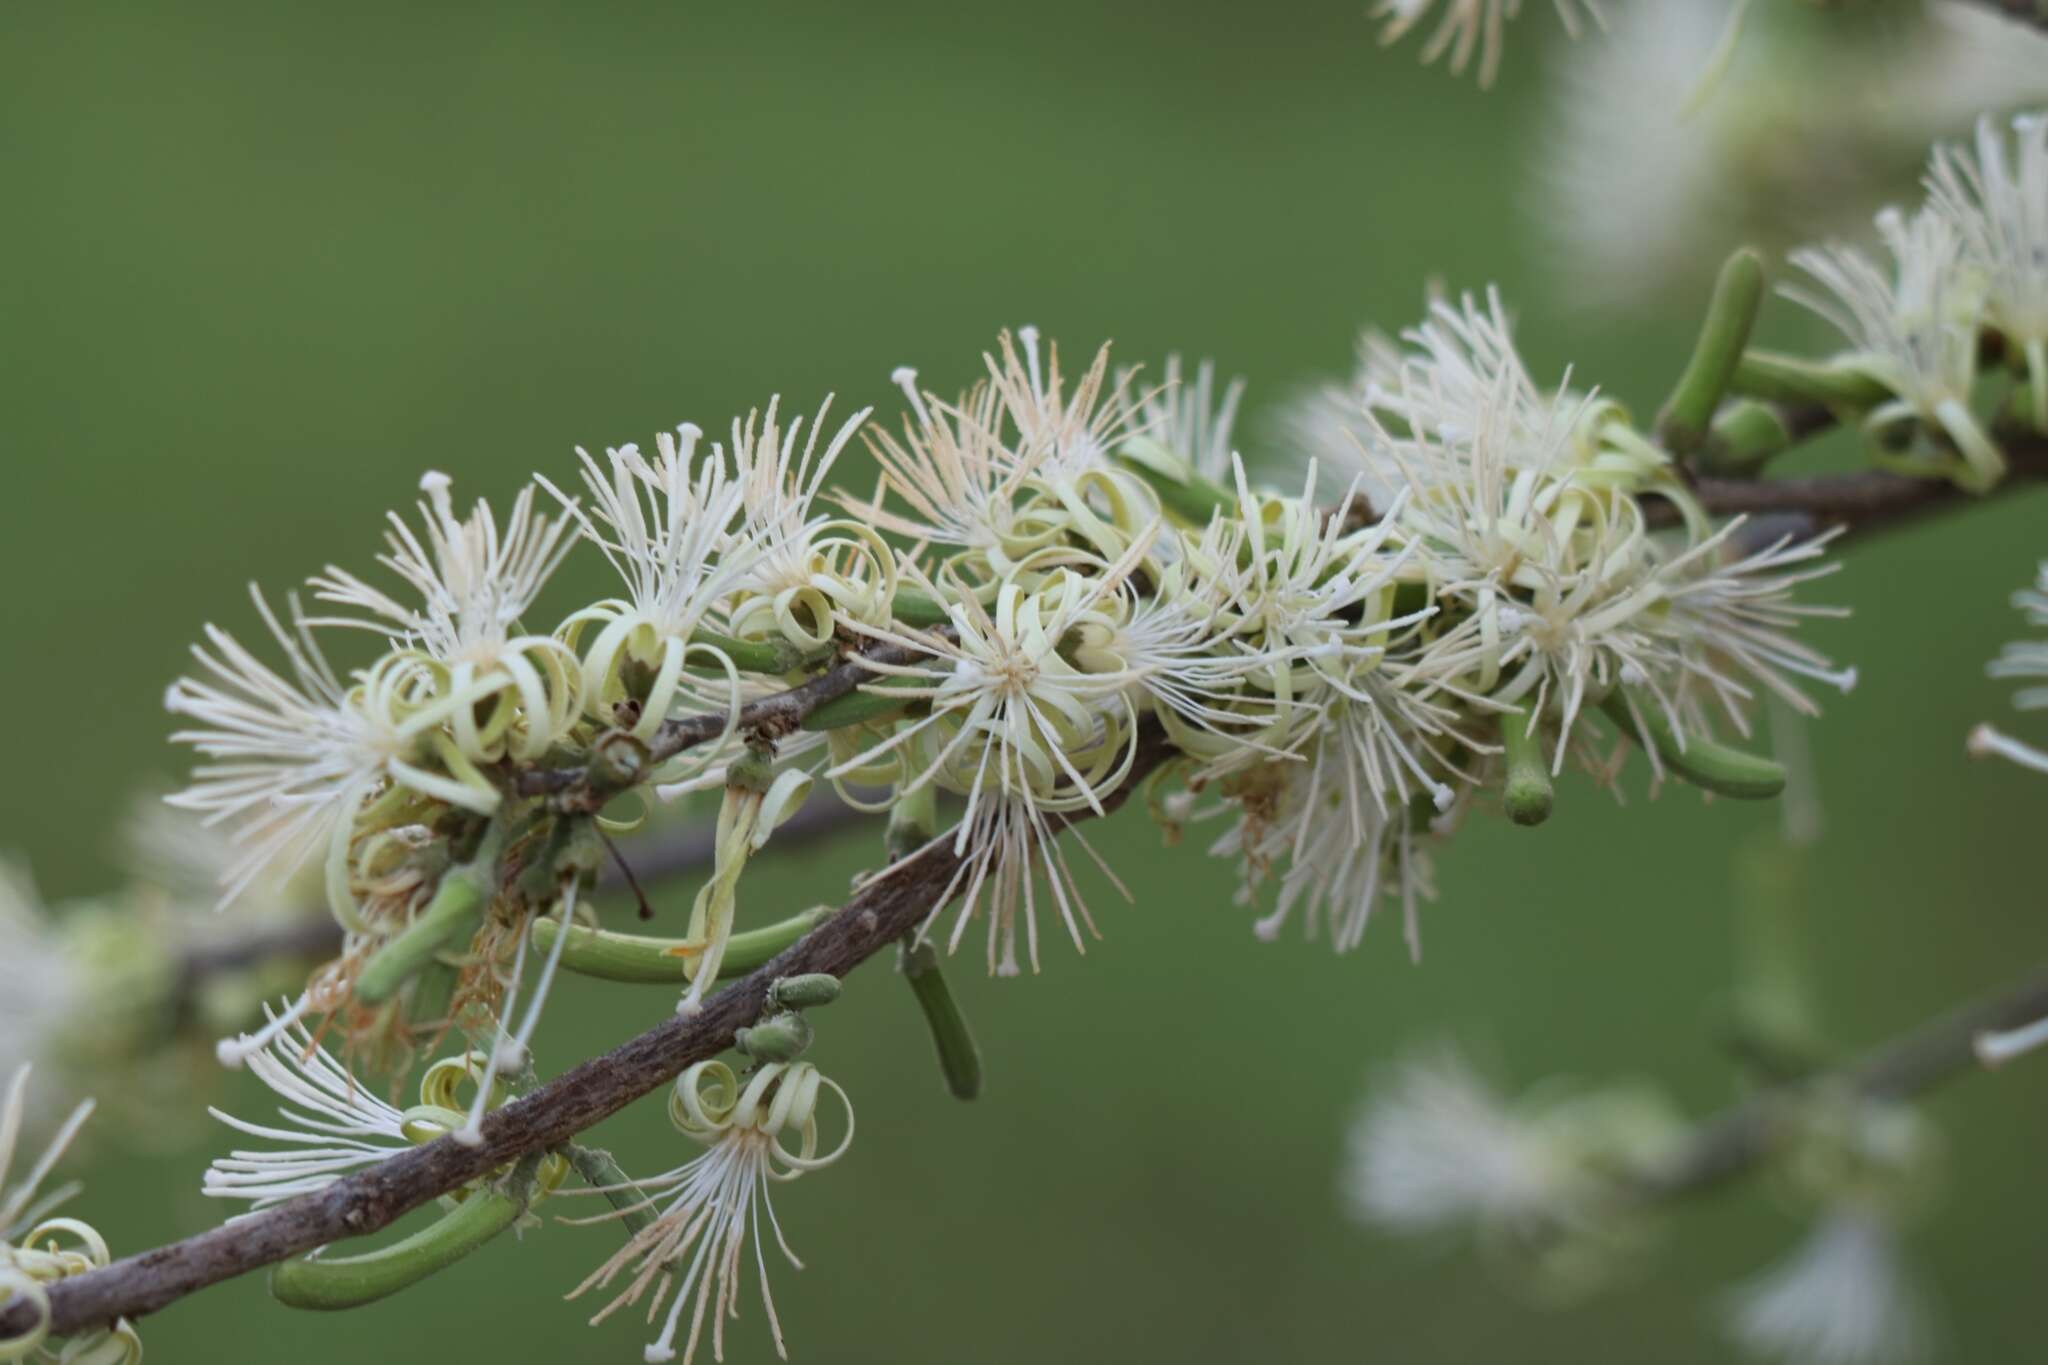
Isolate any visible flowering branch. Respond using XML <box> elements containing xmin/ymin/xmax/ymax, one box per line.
<box><xmin>8</xmin><ymin>727</ymin><xmax>1175</xmax><ymax>1341</ymax></box>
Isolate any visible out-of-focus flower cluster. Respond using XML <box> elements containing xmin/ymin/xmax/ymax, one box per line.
<box><xmin>0</xmin><ymin>1068</ymin><xmax>143</xmax><ymax>1364</ymax></box>
<box><xmin>1344</xmin><ymin>1047</ymin><xmax>1940</xmax><ymax>1365</ymax></box>
<box><xmin>0</xmin><ymin>802</ymin><xmax>316</xmax><ymax>1138</ymax></box>
<box><xmin>1538</xmin><ymin>0</ymin><xmax>2048</xmax><ymax>314</ymax></box>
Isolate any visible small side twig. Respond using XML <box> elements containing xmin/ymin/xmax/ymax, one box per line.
<box><xmin>1638</xmin><ymin>966</ymin><xmax>2048</xmax><ymax>1200</ymax></box>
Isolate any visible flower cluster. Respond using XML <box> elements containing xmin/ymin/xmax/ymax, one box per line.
<box><xmin>153</xmin><ymin>299</ymin><xmax>1867</xmax><ymax>1363</ymax></box>
<box><xmin>0</xmin><ymin>1068</ymin><xmax>142</xmax><ymax>1364</ymax></box>
<box><xmin>157</xmin><ymin>303</ymin><xmax>1858</xmax><ymax>1062</ymax></box>
<box><xmin>1784</xmin><ymin>112</ymin><xmax>2048</xmax><ymax>490</ymax></box>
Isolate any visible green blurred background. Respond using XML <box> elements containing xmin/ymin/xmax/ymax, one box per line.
<box><xmin>4</xmin><ymin>2</ymin><xmax>2045</xmax><ymax>1361</ymax></box>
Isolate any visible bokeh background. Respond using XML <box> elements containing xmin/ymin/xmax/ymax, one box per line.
<box><xmin>5</xmin><ymin>2</ymin><xmax>2046</xmax><ymax>1361</ymax></box>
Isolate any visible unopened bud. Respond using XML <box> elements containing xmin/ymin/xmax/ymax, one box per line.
<box><xmin>736</xmin><ymin>1011</ymin><xmax>813</xmax><ymax>1063</ymax></box>
<box><xmin>769</xmin><ymin>974</ymin><xmax>842</xmax><ymax>1010</ymax></box>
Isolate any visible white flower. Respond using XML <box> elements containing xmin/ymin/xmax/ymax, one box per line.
<box><xmin>720</xmin><ymin>395</ymin><xmax>891</xmax><ymax>650</ymax></box>
<box><xmin>203</xmin><ymin>1007</ymin><xmax>411</xmax><ymax>1208</ymax></box>
<box><xmin>1356</xmin><ymin>287</ymin><xmax>1683</xmax><ymax>504</ymax></box>
<box><xmin>568</xmin><ymin>1060</ymin><xmax>853</xmax><ymax>1365</ymax></box>
<box><xmin>827</xmin><ymin>538</ymin><xmax>1157</xmax><ymax>973</ymax></box>
<box><xmin>1068</xmin><ymin>572</ymin><xmax>1298</xmax><ymax>749</ymax></box>
<box><xmin>1785</xmin><ymin>205</ymin><xmax>2001</xmax><ymax>486</ymax></box>
<box><xmin>1925</xmin><ymin>111</ymin><xmax>2048</xmax><ymax>425</ymax></box>
<box><xmin>1361</xmin><ymin>288</ymin><xmax>1551</xmax><ymax>450</ymax></box>
<box><xmin>1377</xmin><ymin>391</ymin><xmax>1670</xmax><ymax>763</ymax></box>
<box><xmin>305</xmin><ymin>472</ymin><xmax>582</xmax><ymax>760</ymax></box>
<box><xmin>1217</xmin><ymin>743</ymin><xmax>1444</xmax><ymax>956</ymax></box>
<box><xmin>544</xmin><ymin>426</ymin><xmax>758</xmax><ymax>741</ymax></box>
<box><xmin>1</xmin><ymin>1067</ymin><xmax>141</xmax><ymax>1365</ymax></box>
<box><xmin>1372</xmin><ymin>0</ymin><xmax>1600</xmax><ymax>88</ymax></box>
<box><xmin>1186</xmin><ymin>459</ymin><xmax>1435</xmax><ymax>744</ymax></box>
<box><xmin>849</xmin><ymin>331</ymin><xmax>1157</xmax><ymax>574</ymax></box>
<box><xmin>1968</xmin><ymin>558</ymin><xmax>2048</xmax><ymax>774</ymax></box>
<box><xmin>165</xmin><ymin>588</ymin><xmax>493</xmax><ymax>914</ymax></box>
<box><xmin>984</xmin><ymin>325</ymin><xmax>1134</xmax><ymax>481</ymax></box>
<box><xmin>308</xmin><ymin>472</ymin><xmax>577</xmax><ymax>669</ymax></box>
<box><xmin>1342</xmin><ymin>1048</ymin><xmax>1564</xmax><ymax>1232</ymax></box>
<box><xmin>1726</xmin><ymin>1209</ymin><xmax>1929</xmax><ymax>1365</ymax></box>
<box><xmin>1293</xmin><ymin>289</ymin><xmax>1656</xmax><ymax>518</ymax></box>
<box><xmin>846</xmin><ymin>371</ymin><xmax>1025</xmax><ymax>554</ymax></box>
<box><xmin>1117</xmin><ymin>354</ymin><xmax>1244</xmax><ymax>484</ymax></box>
<box><xmin>1654</xmin><ymin>524</ymin><xmax>1857</xmax><ymax>737</ymax></box>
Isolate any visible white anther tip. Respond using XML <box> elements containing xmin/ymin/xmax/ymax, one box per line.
<box><xmin>214</xmin><ymin>1038</ymin><xmax>250</xmax><ymax>1069</ymax></box>
<box><xmin>890</xmin><ymin>366</ymin><xmax>918</xmax><ymax>387</ymax></box>
<box><xmin>418</xmin><ymin>470</ymin><xmax>452</xmax><ymax>493</ymax></box>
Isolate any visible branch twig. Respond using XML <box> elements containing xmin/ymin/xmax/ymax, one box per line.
<box><xmin>1639</xmin><ymin>966</ymin><xmax>2048</xmax><ymax>1199</ymax></box>
<box><xmin>1650</xmin><ymin>428</ymin><xmax>2048</xmax><ymax>541</ymax></box>
<box><xmin>12</xmin><ymin>727</ymin><xmax>1176</xmax><ymax>1340</ymax></box>
<box><xmin>165</xmin><ymin>799</ymin><xmax>873</xmax><ymax>1012</ymax></box>
<box><xmin>1967</xmin><ymin>0</ymin><xmax>2048</xmax><ymax>36</ymax></box>
<box><xmin>515</xmin><ymin>637</ymin><xmax>937</xmax><ymax>810</ymax></box>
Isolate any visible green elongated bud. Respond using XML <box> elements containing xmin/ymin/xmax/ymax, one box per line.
<box><xmin>1731</xmin><ymin>350</ymin><xmax>1890</xmax><ymax>409</ymax></box>
<box><xmin>269</xmin><ymin>1187</ymin><xmax>523</xmax><ymax>1310</ymax></box>
<box><xmin>899</xmin><ymin>939</ymin><xmax>982</xmax><ymax>1100</ymax></box>
<box><xmin>1499</xmin><ymin>705</ymin><xmax>1554</xmax><ymax>827</ymax></box>
<box><xmin>688</xmin><ymin>629</ymin><xmax>833</xmax><ymax>677</ymax></box>
<box><xmin>736</xmin><ymin>1011</ymin><xmax>813</xmax><ymax>1062</ymax></box>
<box><xmin>356</xmin><ymin>826</ymin><xmax>507</xmax><ymax>1005</ymax></box>
<box><xmin>891</xmin><ymin>589</ymin><xmax>953</xmax><ymax>628</ymax></box>
<box><xmin>1113</xmin><ymin>452</ymin><xmax>1235</xmax><ymax>528</ymax></box>
<box><xmin>534</xmin><ymin>905</ymin><xmax>832</xmax><ymax>985</ymax></box>
<box><xmin>1601</xmin><ymin>688</ymin><xmax>1786</xmax><ymax>800</ymax></box>
<box><xmin>1658</xmin><ymin>248</ymin><xmax>1766</xmax><ymax>456</ymax></box>
<box><xmin>564</xmin><ymin>1143</ymin><xmax>657</xmax><ymax>1238</ymax></box>
<box><xmin>769</xmin><ymin>973</ymin><xmax>842</xmax><ymax>1010</ymax></box>
<box><xmin>801</xmin><ymin>679</ymin><xmax>922</xmax><ymax>732</ymax></box>
<box><xmin>1699</xmin><ymin>400</ymin><xmax>1794</xmax><ymax>476</ymax></box>
<box><xmin>886</xmin><ymin>782</ymin><xmax>938</xmax><ymax>861</ymax></box>
<box><xmin>406</xmin><ymin>958</ymin><xmax>461</xmax><ymax>1030</ymax></box>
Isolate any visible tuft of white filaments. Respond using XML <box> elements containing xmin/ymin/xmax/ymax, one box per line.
<box><xmin>1725</xmin><ymin>1209</ymin><xmax>1929</xmax><ymax>1365</ymax></box>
